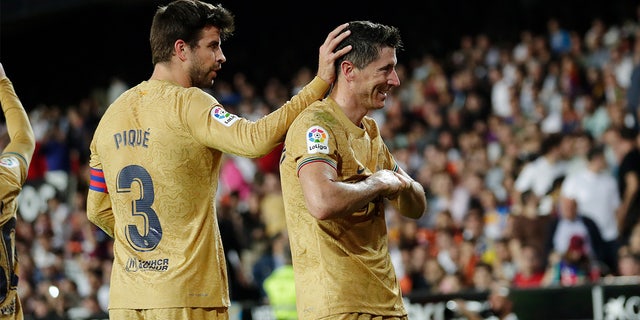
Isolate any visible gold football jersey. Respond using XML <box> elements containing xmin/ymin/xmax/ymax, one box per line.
<box><xmin>86</xmin><ymin>77</ymin><xmax>328</xmax><ymax>309</ymax></box>
<box><xmin>0</xmin><ymin>77</ymin><xmax>34</xmax><ymax>318</ymax></box>
<box><xmin>279</xmin><ymin>97</ymin><xmax>406</xmax><ymax>319</ymax></box>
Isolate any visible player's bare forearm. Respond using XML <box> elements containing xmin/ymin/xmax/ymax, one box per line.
<box><xmin>301</xmin><ymin>165</ymin><xmax>383</xmax><ymax>220</ymax></box>
<box><xmin>395</xmin><ymin>180</ymin><xmax>426</xmax><ymax>219</ymax></box>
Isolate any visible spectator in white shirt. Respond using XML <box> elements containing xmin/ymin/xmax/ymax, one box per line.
<box><xmin>561</xmin><ymin>145</ymin><xmax>620</xmax><ymax>273</ymax></box>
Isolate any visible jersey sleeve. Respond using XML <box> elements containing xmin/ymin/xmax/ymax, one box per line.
<box><xmin>0</xmin><ymin>77</ymin><xmax>35</xmax><ymax>178</ymax></box>
<box><xmin>86</xmin><ymin>139</ymin><xmax>115</xmax><ymax>237</ymax></box>
<box><xmin>184</xmin><ymin>76</ymin><xmax>329</xmax><ymax>158</ymax></box>
<box><xmin>285</xmin><ymin>107</ymin><xmax>339</xmax><ymax>176</ymax></box>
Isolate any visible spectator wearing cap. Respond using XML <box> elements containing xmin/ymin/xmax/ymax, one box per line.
<box><xmin>543</xmin><ymin>192</ymin><xmax>605</xmax><ymax>272</ymax></box>
<box><xmin>543</xmin><ymin>234</ymin><xmax>598</xmax><ymax>286</ymax></box>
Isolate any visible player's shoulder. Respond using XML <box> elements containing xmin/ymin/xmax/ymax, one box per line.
<box><xmin>294</xmin><ymin>101</ymin><xmax>334</xmax><ymax>125</ymax></box>
<box><xmin>137</xmin><ymin>80</ymin><xmax>214</xmax><ymax>103</ymax></box>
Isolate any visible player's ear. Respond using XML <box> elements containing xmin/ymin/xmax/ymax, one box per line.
<box><xmin>340</xmin><ymin>60</ymin><xmax>355</xmax><ymax>81</ymax></box>
<box><xmin>175</xmin><ymin>40</ymin><xmax>189</xmax><ymax>61</ymax></box>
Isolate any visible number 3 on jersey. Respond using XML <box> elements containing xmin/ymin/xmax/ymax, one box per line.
<box><xmin>117</xmin><ymin>165</ymin><xmax>162</xmax><ymax>252</ymax></box>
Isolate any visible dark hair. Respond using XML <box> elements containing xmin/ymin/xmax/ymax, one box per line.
<box><xmin>587</xmin><ymin>144</ymin><xmax>605</xmax><ymax>161</ymax></box>
<box><xmin>539</xmin><ymin>132</ymin><xmax>564</xmax><ymax>156</ymax></box>
<box><xmin>619</xmin><ymin>127</ymin><xmax>638</xmax><ymax>142</ymax></box>
<box><xmin>150</xmin><ymin>0</ymin><xmax>235</xmax><ymax>64</ymax></box>
<box><xmin>334</xmin><ymin>20</ymin><xmax>403</xmax><ymax>70</ymax></box>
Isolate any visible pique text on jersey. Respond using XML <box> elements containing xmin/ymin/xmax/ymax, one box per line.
<box><xmin>114</xmin><ymin>128</ymin><xmax>151</xmax><ymax>149</ymax></box>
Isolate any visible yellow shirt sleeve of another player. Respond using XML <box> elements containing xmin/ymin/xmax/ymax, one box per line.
<box><xmin>0</xmin><ymin>78</ymin><xmax>34</xmax><ymax>171</ymax></box>
<box><xmin>183</xmin><ymin>76</ymin><xmax>329</xmax><ymax>158</ymax></box>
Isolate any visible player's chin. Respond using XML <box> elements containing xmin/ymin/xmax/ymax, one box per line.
<box><xmin>376</xmin><ymin>93</ymin><xmax>389</xmax><ymax>105</ymax></box>
<box><xmin>373</xmin><ymin>100</ymin><xmax>386</xmax><ymax>110</ymax></box>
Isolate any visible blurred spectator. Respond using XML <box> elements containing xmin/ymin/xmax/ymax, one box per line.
<box><xmin>27</xmin><ymin>294</ymin><xmax>63</xmax><ymax>320</ymax></box>
<box><xmin>547</xmin><ymin>18</ymin><xmax>572</xmax><ymax>57</ymax></box>
<box><xmin>262</xmin><ymin>234</ymin><xmax>296</xmax><ymax>320</ymax></box>
<box><xmin>485</xmin><ymin>238</ymin><xmax>517</xmax><ymax>283</ymax></box>
<box><xmin>420</xmin><ymin>257</ymin><xmax>447</xmax><ymax>294</ymax></box>
<box><xmin>626</xmin><ymin>38</ymin><xmax>640</xmax><ymax>129</ymax></box>
<box><xmin>543</xmin><ymin>235</ymin><xmax>599</xmax><ymax>286</ymax></box>
<box><xmin>219</xmin><ymin>154</ymin><xmax>253</xmax><ymax>202</ymax></box>
<box><xmin>435</xmin><ymin>227</ymin><xmax>462</xmax><ymax>275</ymax></box>
<box><xmin>544</xmin><ymin>194</ymin><xmax>605</xmax><ymax>269</ymax></box>
<box><xmin>608</xmin><ymin>127</ymin><xmax>640</xmax><ymax>244</ymax></box>
<box><xmin>470</xmin><ymin>262</ymin><xmax>495</xmax><ymax>292</ymax></box>
<box><xmin>616</xmin><ymin>252</ymin><xmax>640</xmax><ymax>277</ymax></box>
<box><xmin>424</xmin><ymin>171</ymin><xmax>457</xmax><ymax>227</ymax></box>
<box><xmin>513</xmin><ymin>133</ymin><xmax>569</xmax><ymax>206</ymax></box>
<box><xmin>623</xmin><ymin>222</ymin><xmax>640</xmax><ymax>255</ymax></box>
<box><xmin>480</xmin><ymin>189</ymin><xmax>510</xmax><ymax>242</ymax></box>
<box><xmin>489</xmin><ymin>67</ymin><xmax>513</xmax><ymax>120</ymax></box>
<box><xmin>509</xmin><ymin>190</ymin><xmax>554</xmax><ymax>266</ymax></box>
<box><xmin>561</xmin><ymin>144</ymin><xmax>621</xmax><ymax>274</ymax></box>
<box><xmin>437</xmin><ymin>271</ymin><xmax>467</xmax><ymax>295</ymax></box>
<box><xmin>257</xmin><ymin>172</ymin><xmax>287</xmax><ymax>239</ymax></box>
<box><xmin>580</xmin><ymin>93</ymin><xmax>611</xmax><ymax>140</ymax></box>
<box><xmin>511</xmin><ymin>243</ymin><xmax>545</xmax><ymax>288</ymax></box>
<box><xmin>252</xmin><ymin>232</ymin><xmax>290</xmax><ymax>302</ymax></box>
<box><xmin>564</xmin><ymin>131</ymin><xmax>594</xmax><ymax>176</ymax></box>
<box><xmin>218</xmin><ymin>193</ymin><xmax>260</xmax><ymax>303</ymax></box>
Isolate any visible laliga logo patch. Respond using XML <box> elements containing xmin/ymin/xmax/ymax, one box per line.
<box><xmin>306</xmin><ymin>126</ymin><xmax>329</xmax><ymax>154</ymax></box>
<box><xmin>0</xmin><ymin>156</ymin><xmax>19</xmax><ymax>168</ymax></box>
<box><xmin>211</xmin><ymin>106</ymin><xmax>239</xmax><ymax>127</ymax></box>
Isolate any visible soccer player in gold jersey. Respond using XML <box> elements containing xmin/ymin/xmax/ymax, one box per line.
<box><xmin>280</xmin><ymin>21</ymin><xmax>427</xmax><ymax>319</ymax></box>
<box><xmin>85</xmin><ymin>0</ymin><xmax>351</xmax><ymax>319</ymax></box>
<box><xmin>0</xmin><ymin>62</ymin><xmax>36</xmax><ymax>319</ymax></box>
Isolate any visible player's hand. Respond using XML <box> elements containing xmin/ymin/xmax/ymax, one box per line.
<box><xmin>369</xmin><ymin>169</ymin><xmax>412</xmax><ymax>200</ymax></box>
<box><xmin>317</xmin><ymin>23</ymin><xmax>352</xmax><ymax>85</ymax></box>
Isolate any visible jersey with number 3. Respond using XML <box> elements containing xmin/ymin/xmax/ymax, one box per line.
<box><xmin>86</xmin><ymin>77</ymin><xmax>328</xmax><ymax>310</ymax></box>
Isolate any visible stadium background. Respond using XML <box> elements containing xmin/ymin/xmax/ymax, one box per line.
<box><xmin>2</xmin><ymin>0</ymin><xmax>640</xmax><ymax>319</ymax></box>
<box><xmin>1</xmin><ymin>0</ymin><xmax>637</xmax><ymax>109</ymax></box>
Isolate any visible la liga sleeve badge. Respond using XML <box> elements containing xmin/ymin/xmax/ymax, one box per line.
<box><xmin>210</xmin><ymin>106</ymin><xmax>239</xmax><ymax>127</ymax></box>
<box><xmin>0</xmin><ymin>156</ymin><xmax>19</xmax><ymax>168</ymax></box>
<box><xmin>306</xmin><ymin>126</ymin><xmax>330</xmax><ymax>154</ymax></box>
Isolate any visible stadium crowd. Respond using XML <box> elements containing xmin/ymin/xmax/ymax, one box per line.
<box><xmin>3</xmin><ymin>13</ymin><xmax>640</xmax><ymax>320</ymax></box>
